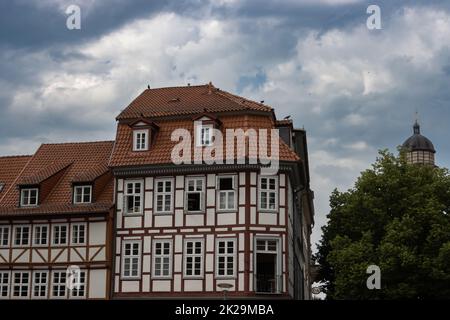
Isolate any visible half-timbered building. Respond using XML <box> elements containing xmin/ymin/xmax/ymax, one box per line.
<box><xmin>0</xmin><ymin>141</ymin><xmax>114</xmax><ymax>299</ymax></box>
<box><xmin>109</xmin><ymin>83</ymin><xmax>314</xmax><ymax>299</ymax></box>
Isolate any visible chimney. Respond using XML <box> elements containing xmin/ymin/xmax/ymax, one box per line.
<box><xmin>208</xmin><ymin>81</ymin><xmax>213</xmax><ymax>95</ymax></box>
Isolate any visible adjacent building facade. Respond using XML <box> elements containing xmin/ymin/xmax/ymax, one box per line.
<box><xmin>0</xmin><ymin>142</ymin><xmax>114</xmax><ymax>299</ymax></box>
<box><xmin>0</xmin><ymin>83</ymin><xmax>314</xmax><ymax>299</ymax></box>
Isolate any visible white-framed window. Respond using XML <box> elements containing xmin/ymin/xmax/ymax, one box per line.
<box><xmin>0</xmin><ymin>226</ymin><xmax>10</xmax><ymax>247</ymax></box>
<box><xmin>152</xmin><ymin>240</ymin><xmax>172</xmax><ymax>278</ymax></box>
<box><xmin>121</xmin><ymin>240</ymin><xmax>141</xmax><ymax>279</ymax></box>
<box><xmin>196</xmin><ymin>124</ymin><xmax>213</xmax><ymax>147</ymax></box>
<box><xmin>124</xmin><ymin>180</ymin><xmax>143</xmax><ymax>215</ymax></box>
<box><xmin>133</xmin><ymin>129</ymin><xmax>149</xmax><ymax>151</ymax></box>
<box><xmin>13</xmin><ymin>225</ymin><xmax>30</xmax><ymax>246</ymax></box>
<box><xmin>33</xmin><ymin>225</ymin><xmax>48</xmax><ymax>246</ymax></box>
<box><xmin>71</xmin><ymin>223</ymin><xmax>86</xmax><ymax>245</ymax></box>
<box><xmin>52</xmin><ymin>224</ymin><xmax>68</xmax><ymax>246</ymax></box>
<box><xmin>20</xmin><ymin>188</ymin><xmax>38</xmax><ymax>207</ymax></box>
<box><xmin>51</xmin><ymin>271</ymin><xmax>67</xmax><ymax>298</ymax></box>
<box><xmin>154</xmin><ymin>178</ymin><xmax>173</xmax><ymax>214</ymax></box>
<box><xmin>185</xmin><ymin>177</ymin><xmax>205</xmax><ymax>213</ymax></box>
<box><xmin>216</xmin><ymin>239</ymin><xmax>236</xmax><ymax>278</ymax></box>
<box><xmin>217</xmin><ymin>175</ymin><xmax>237</xmax><ymax>211</ymax></box>
<box><xmin>12</xmin><ymin>271</ymin><xmax>30</xmax><ymax>298</ymax></box>
<box><xmin>32</xmin><ymin>271</ymin><xmax>48</xmax><ymax>299</ymax></box>
<box><xmin>184</xmin><ymin>239</ymin><xmax>204</xmax><ymax>278</ymax></box>
<box><xmin>258</xmin><ymin>176</ymin><xmax>278</xmax><ymax>211</ymax></box>
<box><xmin>254</xmin><ymin>237</ymin><xmax>282</xmax><ymax>294</ymax></box>
<box><xmin>0</xmin><ymin>271</ymin><xmax>10</xmax><ymax>299</ymax></box>
<box><xmin>73</xmin><ymin>185</ymin><xmax>92</xmax><ymax>204</ymax></box>
<box><xmin>69</xmin><ymin>270</ymin><xmax>86</xmax><ymax>299</ymax></box>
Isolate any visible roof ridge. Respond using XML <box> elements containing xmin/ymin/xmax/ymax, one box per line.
<box><xmin>0</xmin><ymin>155</ymin><xmax>32</xmax><ymax>159</ymax></box>
<box><xmin>144</xmin><ymin>84</ymin><xmax>208</xmax><ymax>90</ymax></box>
<box><xmin>40</xmin><ymin>140</ymin><xmax>115</xmax><ymax>146</ymax></box>
<box><xmin>213</xmin><ymin>88</ymin><xmax>273</xmax><ymax>112</ymax></box>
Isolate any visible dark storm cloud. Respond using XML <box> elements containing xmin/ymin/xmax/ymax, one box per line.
<box><xmin>0</xmin><ymin>0</ymin><xmax>173</xmax><ymax>49</ymax></box>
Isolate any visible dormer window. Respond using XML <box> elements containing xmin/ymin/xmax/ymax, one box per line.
<box><xmin>73</xmin><ymin>185</ymin><xmax>92</xmax><ymax>204</ymax></box>
<box><xmin>197</xmin><ymin>125</ymin><xmax>213</xmax><ymax>147</ymax></box>
<box><xmin>133</xmin><ymin>129</ymin><xmax>149</xmax><ymax>151</ymax></box>
<box><xmin>193</xmin><ymin>113</ymin><xmax>221</xmax><ymax>147</ymax></box>
<box><xmin>20</xmin><ymin>188</ymin><xmax>38</xmax><ymax>207</ymax></box>
<box><xmin>128</xmin><ymin>118</ymin><xmax>159</xmax><ymax>152</ymax></box>
<box><xmin>0</xmin><ymin>183</ymin><xmax>4</xmax><ymax>192</ymax></box>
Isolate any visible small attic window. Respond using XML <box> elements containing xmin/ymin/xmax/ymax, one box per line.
<box><xmin>129</xmin><ymin>119</ymin><xmax>159</xmax><ymax>152</ymax></box>
<box><xmin>196</xmin><ymin>124</ymin><xmax>213</xmax><ymax>147</ymax></box>
<box><xmin>133</xmin><ymin>129</ymin><xmax>149</xmax><ymax>151</ymax></box>
<box><xmin>73</xmin><ymin>185</ymin><xmax>92</xmax><ymax>204</ymax></box>
<box><xmin>0</xmin><ymin>183</ymin><xmax>4</xmax><ymax>192</ymax></box>
<box><xmin>193</xmin><ymin>114</ymin><xmax>221</xmax><ymax>147</ymax></box>
<box><xmin>20</xmin><ymin>188</ymin><xmax>39</xmax><ymax>207</ymax></box>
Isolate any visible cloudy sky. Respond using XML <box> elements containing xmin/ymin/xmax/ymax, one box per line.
<box><xmin>1</xmin><ymin>0</ymin><xmax>450</xmax><ymax>251</ymax></box>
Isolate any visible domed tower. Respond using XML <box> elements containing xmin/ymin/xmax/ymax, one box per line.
<box><xmin>402</xmin><ymin>120</ymin><xmax>436</xmax><ymax>165</ymax></box>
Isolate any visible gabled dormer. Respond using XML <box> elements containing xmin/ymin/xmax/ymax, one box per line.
<box><xmin>72</xmin><ymin>165</ymin><xmax>112</xmax><ymax>205</ymax></box>
<box><xmin>192</xmin><ymin>112</ymin><xmax>222</xmax><ymax>147</ymax></box>
<box><xmin>129</xmin><ymin>118</ymin><xmax>159</xmax><ymax>152</ymax></box>
<box><xmin>17</xmin><ymin>161</ymin><xmax>72</xmax><ymax>207</ymax></box>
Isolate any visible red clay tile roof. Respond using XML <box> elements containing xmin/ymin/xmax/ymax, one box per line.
<box><xmin>0</xmin><ymin>141</ymin><xmax>114</xmax><ymax>216</ymax></box>
<box><xmin>18</xmin><ymin>160</ymin><xmax>73</xmax><ymax>185</ymax></box>
<box><xmin>109</xmin><ymin>114</ymin><xmax>300</xmax><ymax>168</ymax></box>
<box><xmin>72</xmin><ymin>164</ymin><xmax>109</xmax><ymax>183</ymax></box>
<box><xmin>117</xmin><ymin>83</ymin><xmax>273</xmax><ymax>120</ymax></box>
<box><xmin>111</xmin><ymin>84</ymin><xmax>300</xmax><ymax>167</ymax></box>
<box><xmin>0</xmin><ymin>155</ymin><xmax>32</xmax><ymax>203</ymax></box>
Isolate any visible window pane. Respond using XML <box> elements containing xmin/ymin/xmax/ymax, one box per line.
<box><xmin>257</xmin><ymin>240</ymin><xmax>266</xmax><ymax>251</ymax></box>
<box><xmin>227</xmin><ymin>192</ymin><xmax>234</xmax><ymax>209</ymax></box>
<box><xmin>269</xmin><ymin>193</ymin><xmax>276</xmax><ymax>209</ymax></box>
<box><xmin>227</xmin><ymin>242</ymin><xmax>234</xmax><ymax>253</ymax></box>
<box><xmin>219</xmin><ymin>192</ymin><xmax>226</xmax><ymax>209</ymax></box>
<box><xmin>76</xmin><ymin>192</ymin><xmax>82</xmax><ymax>203</ymax></box>
<box><xmin>187</xmin><ymin>193</ymin><xmax>201</xmax><ymax>211</ymax></box>
<box><xmin>164</xmin><ymin>195</ymin><xmax>171</xmax><ymax>211</ymax></box>
<box><xmin>261</xmin><ymin>192</ymin><xmax>267</xmax><ymax>208</ymax></box>
<box><xmin>269</xmin><ymin>178</ymin><xmax>276</xmax><ymax>190</ymax></box>
<box><xmin>134</xmin><ymin>182</ymin><xmax>141</xmax><ymax>193</ymax></box>
<box><xmin>127</xmin><ymin>183</ymin><xmax>133</xmax><ymax>194</ymax></box>
<box><xmin>268</xmin><ymin>241</ymin><xmax>277</xmax><ymax>251</ymax></box>
<box><xmin>261</xmin><ymin>178</ymin><xmax>267</xmax><ymax>189</ymax></box>
<box><xmin>219</xmin><ymin>178</ymin><xmax>233</xmax><ymax>190</ymax></box>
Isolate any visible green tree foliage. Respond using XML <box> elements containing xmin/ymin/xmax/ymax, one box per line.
<box><xmin>315</xmin><ymin>150</ymin><xmax>450</xmax><ymax>299</ymax></box>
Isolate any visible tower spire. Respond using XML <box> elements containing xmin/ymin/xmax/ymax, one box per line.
<box><xmin>413</xmin><ymin>111</ymin><xmax>420</xmax><ymax>134</ymax></box>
